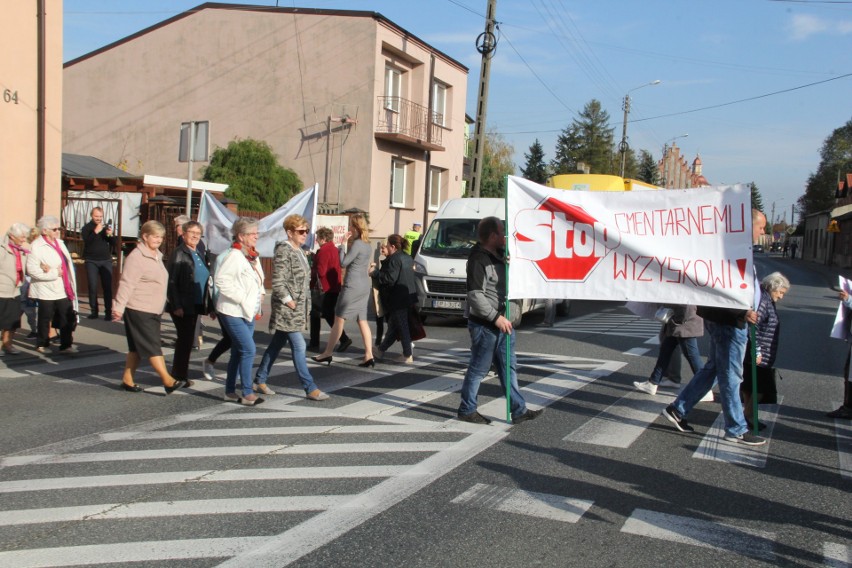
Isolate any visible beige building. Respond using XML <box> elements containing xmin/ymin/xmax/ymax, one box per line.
<box><xmin>63</xmin><ymin>4</ymin><xmax>469</xmax><ymax>239</ymax></box>
<box><xmin>0</xmin><ymin>0</ymin><xmax>63</xmax><ymax>232</ymax></box>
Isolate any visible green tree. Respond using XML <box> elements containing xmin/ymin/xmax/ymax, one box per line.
<box><xmin>636</xmin><ymin>150</ymin><xmax>660</xmax><ymax>185</ymax></box>
<box><xmin>551</xmin><ymin>99</ymin><xmax>615</xmax><ymax>175</ymax></box>
<box><xmin>202</xmin><ymin>138</ymin><xmax>302</xmax><ymax>212</ymax></box>
<box><xmin>798</xmin><ymin>117</ymin><xmax>852</xmax><ymax>217</ymax></box>
<box><xmin>475</xmin><ymin>129</ymin><xmax>515</xmax><ymax>198</ymax></box>
<box><xmin>520</xmin><ymin>139</ymin><xmax>549</xmax><ymax>184</ymax></box>
<box><xmin>750</xmin><ymin>182</ymin><xmax>766</xmax><ymax>216</ymax></box>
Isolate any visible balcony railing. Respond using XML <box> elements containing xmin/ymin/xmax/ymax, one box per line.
<box><xmin>376</xmin><ymin>96</ymin><xmax>444</xmax><ymax>151</ymax></box>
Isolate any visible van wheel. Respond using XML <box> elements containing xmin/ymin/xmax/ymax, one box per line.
<box><xmin>556</xmin><ymin>299</ymin><xmax>571</xmax><ymax>318</ymax></box>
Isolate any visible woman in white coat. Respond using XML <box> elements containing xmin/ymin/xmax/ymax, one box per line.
<box><xmin>26</xmin><ymin>216</ymin><xmax>78</xmax><ymax>354</ymax></box>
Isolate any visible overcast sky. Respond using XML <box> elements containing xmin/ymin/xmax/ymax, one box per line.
<box><xmin>64</xmin><ymin>0</ymin><xmax>852</xmax><ymax>224</ymax></box>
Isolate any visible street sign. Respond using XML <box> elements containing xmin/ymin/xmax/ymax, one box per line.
<box><xmin>179</xmin><ymin>121</ymin><xmax>210</xmax><ymax>162</ymax></box>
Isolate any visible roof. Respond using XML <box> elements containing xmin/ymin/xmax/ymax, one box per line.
<box><xmin>64</xmin><ymin>3</ymin><xmax>468</xmax><ymax>72</ymax></box>
<box><xmin>62</xmin><ymin>153</ymin><xmax>138</xmax><ymax>179</ymax></box>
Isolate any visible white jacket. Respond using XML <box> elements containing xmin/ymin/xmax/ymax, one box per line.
<box><xmin>214</xmin><ymin>248</ymin><xmax>264</xmax><ymax>321</ymax></box>
<box><xmin>26</xmin><ymin>236</ymin><xmax>78</xmax><ymax>302</ymax></box>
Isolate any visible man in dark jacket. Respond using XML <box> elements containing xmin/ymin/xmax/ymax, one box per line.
<box><xmin>81</xmin><ymin>207</ymin><xmax>114</xmax><ymax>320</ymax></box>
<box><xmin>662</xmin><ymin>209</ymin><xmax>767</xmax><ymax>445</ymax></box>
<box><xmin>457</xmin><ymin>216</ymin><xmax>543</xmax><ymax>425</ymax></box>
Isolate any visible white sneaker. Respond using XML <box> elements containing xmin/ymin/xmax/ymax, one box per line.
<box><xmin>657</xmin><ymin>378</ymin><xmax>681</xmax><ymax>390</ymax></box>
<box><xmin>699</xmin><ymin>390</ymin><xmax>715</xmax><ymax>403</ymax></box>
<box><xmin>60</xmin><ymin>345</ymin><xmax>78</xmax><ymax>355</ymax></box>
<box><xmin>633</xmin><ymin>380</ymin><xmax>657</xmax><ymax>395</ymax></box>
<box><xmin>202</xmin><ymin>359</ymin><xmax>217</xmax><ymax>381</ymax></box>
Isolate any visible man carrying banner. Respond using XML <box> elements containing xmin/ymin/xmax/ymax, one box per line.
<box><xmin>457</xmin><ymin>216</ymin><xmax>543</xmax><ymax>425</ymax></box>
<box><xmin>662</xmin><ymin>209</ymin><xmax>767</xmax><ymax>446</ymax></box>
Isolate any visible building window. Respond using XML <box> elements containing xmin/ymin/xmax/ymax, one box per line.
<box><xmin>432</xmin><ymin>82</ymin><xmax>447</xmax><ymax>127</ymax></box>
<box><xmin>385</xmin><ymin>66</ymin><xmax>402</xmax><ymax>112</ymax></box>
<box><xmin>391</xmin><ymin>159</ymin><xmax>408</xmax><ymax>208</ymax></box>
<box><xmin>428</xmin><ymin>167</ymin><xmax>445</xmax><ymax>211</ymax></box>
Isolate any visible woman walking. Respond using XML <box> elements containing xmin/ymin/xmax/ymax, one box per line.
<box><xmin>1</xmin><ymin>223</ymin><xmax>30</xmax><ymax>355</ymax></box>
<box><xmin>214</xmin><ymin>218</ymin><xmax>265</xmax><ymax>406</ymax></box>
<box><xmin>313</xmin><ymin>214</ymin><xmax>374</xmax><ymax>366</ymax></box>
<box><xmin>167</xmin><ymin>220</ymin><xmax>211</xmax><ymax>382</ymax></box>
<box><xmin>112</xmin><ymin>221</ymin><xmax>187</xmax><ymax>393</ymax></box>
<box><xmin>633</xmin><ymin>305</ymin><xmax>704</xmax><ymax>395</ymax></box>
<box><xmin>372</xmin><ymin>234</ymin><xmax>418</xmax><ymax>364</ymax></box>
<box><xmin>27</xmin><ymin>216</ymin><xmax>78</xmax><ymax>355</ymax></box>
<box><xmin>255</xmin><ymin>215</ymin><xmax>329</xmax><ymax>400</ymax></box>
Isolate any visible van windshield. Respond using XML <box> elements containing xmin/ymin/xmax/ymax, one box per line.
<box><xmin>419</xmin><ymin>219</ymin><xmax>479</xmax><ymax>258</ymax></box>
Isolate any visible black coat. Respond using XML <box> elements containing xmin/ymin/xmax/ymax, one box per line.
<box><xmin>166</xmin><ymin>243</ymin><xmax>211</xmax><ymax>315</ymax></box>
<box><xmin>375</xmin><ymin>251</ymin><xmax>418</xmax><ymax>312</ymax></box>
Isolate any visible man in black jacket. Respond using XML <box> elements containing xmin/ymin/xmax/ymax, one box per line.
<box><xmin>81</xmin><ymin>207</ymin><xmax>114</xmax><ymax>320</ymax></box>
<box><xmin>663</xmin><ymin>209</ymin><xmax>767</xmax><ymax>445</ymax></box>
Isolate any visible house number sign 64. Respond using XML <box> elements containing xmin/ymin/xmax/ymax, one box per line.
<box><xmin>3</xmin><ymin>89</ymin><xmax>19</xmax><ymax>104</ymax></box>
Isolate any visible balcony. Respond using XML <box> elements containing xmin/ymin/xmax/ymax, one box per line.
<box><xmin>375</xmin><ymin>96</ymin><xmax>444</xmax><ymax>152</ymax></box>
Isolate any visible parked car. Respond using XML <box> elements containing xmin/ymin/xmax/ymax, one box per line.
<box><xmin>753</xmin><ymin>244</ymin><xmax>765</xmax><ymax>253</ymax></box>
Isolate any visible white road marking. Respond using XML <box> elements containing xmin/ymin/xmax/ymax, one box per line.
<box><xmin>0</xmin><ymin>496</ymin><xmax>349</xmax><ymax>526</ymax></box>
<box><xmin>824</xmin><ymin>542</ymin><xmax>850</xmax><ymax>568</ymax></box>
<box><xmin>100</xmin><ymin>423</ymin><xmax>463</xmax><ymax>441</ymax></box>
<box><xmin>564</xmin><ymin>391</ymin><xmax>676</xmax><ymax>448</ymax></box>
<box><xmin>452</xmin><ymin>483</ymin><xmax>593</xmax><ymax>523</ymax></box>
<box><xmin>831</xmin><ymin>399</ymin><xmax>852</xmax><ymax>482</ymax></box>
<box><xmin>623</xmin><ymin>347</ymin><xmax>651</xmax><ymax>356</ymax></box>
<box><xmin>693</xmin><ymin>399</ymin><xmax>782</xmax><ymax>468</ymax></box>
<box><xmin>621</xmin><ymin>509</ymin><xmax>775</xmax><ymax>561</ymax></box>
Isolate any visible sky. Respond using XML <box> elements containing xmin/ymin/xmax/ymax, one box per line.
<box><xmin>64</xmin><ymin>0</ymin><xmax>852</xmax><ymax>224</ymax></box>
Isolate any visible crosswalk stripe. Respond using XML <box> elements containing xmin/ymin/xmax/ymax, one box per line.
<box><xmin>621</xmin><ymin>509</ymin><xmax>775</xmax><ymax>561</ymax></box>
<box><xmin>0</xmin><ymin>537</ymin><xmax>266</xmax><ymax>568</ymax></box>
<box><xmin>693</xmin><ymin>398</ymin><xmax>782</xmax><ymax>468</ymax></box>
<box><xmin>0</xmin><ymin>466</ymin><xmax>408</xmax><ymax>494</ymax></box>
<box><xmin>0</xmin><ymin>443</ymin><xmax>454</xmax><ymax>467</ymax></box>
<box><xmin>0</xmin><ymin>496</ymin><xmax>350</xmax><ymax>526</ymax></box>
<box><xmin>824</xmin><ymin>542</ymin><xmax>850</xmax><ymax>568</ymax></box>
<box><xmin>564</xmin><ymin>391</ymin><xmax>676</xmax><ymax>448</ymax></box>
<box><xmin>100</xmin><ymin>423</ymin><xmax>465</xmax><ymax>441</ymax></box>
<box><xmin>451</xmin><ymin>483</ymin><xmax>593</xmax><ymax>523</ymax></box>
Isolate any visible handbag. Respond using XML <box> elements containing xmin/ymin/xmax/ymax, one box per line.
<box><xmin>407</xmin><ymin>306</ymin><xmax>426</xmax><ymax>341</ymax></box>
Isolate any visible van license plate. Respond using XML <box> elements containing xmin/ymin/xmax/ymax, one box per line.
<box><xmin>433</xmin><ymin>300</ymin><xmax>462</xmax><ymax>310</ymax></box>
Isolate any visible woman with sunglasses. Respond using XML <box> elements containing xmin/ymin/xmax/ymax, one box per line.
<box><xmin>26</xmin><ymin>216</ymin><xmax>78</xmax><ymax>355</ymax></box>
<box><xmin>254</xmin><ymin>215</ymin><xmax>329</xmax><ymax>400</ymax></box>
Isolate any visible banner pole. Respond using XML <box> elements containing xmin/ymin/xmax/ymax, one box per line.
<box><xmin>749</xmin><ymin>323</ymin><xmax>759</xmax><ymax>435</ymax></box>
<box><xmin>504</xmin><ymin>179</ymin><xmax>511</xmax><ymax>423</ymax></box>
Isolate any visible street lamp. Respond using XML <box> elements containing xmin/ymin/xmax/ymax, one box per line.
<box><xmin>661</xmin><ymin>133</ymin><xmax>688</xmax><ymax>189</ymax></box>
<box><xmin>619</xmin><ymin>79</ymin><xmax>661</xmax><ymax>178</ymax></box>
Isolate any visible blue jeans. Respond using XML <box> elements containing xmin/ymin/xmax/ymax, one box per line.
<box><xmin>672</xmin><ymin>321</ymin><xmax>748</xmax><ymax>437</ymax></box>
<box><xmin>218</xmin><ymin>314</ymin><xmax>256</xmax><ymax>397</ymax></box>
<box><xmin>650</xmin><ymin>336</ymin><xmax>703</xmax><ymax>384</ymax></box>
<box><xmin>458</xmin><ymin>320</ymin><xmax>527</xmax><ymax>419</ymax></box>
<box><xmin>255</xmin><ymin>330</ymin><xmax>318</xmax><ymax>394</ymax></box>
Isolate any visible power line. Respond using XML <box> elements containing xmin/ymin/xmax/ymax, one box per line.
<box><xmin>444</xmin><ymin>0</ymin><xmax>486</xmax><ymax>17</ymax></box>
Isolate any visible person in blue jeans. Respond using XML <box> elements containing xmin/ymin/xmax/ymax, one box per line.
<box><xmin>662</xmin><ymin>209</ymin><xmax>767</xmax><ymax>446</ymax></box>
<box><xmin>457</xmin><ymin>216</ymin><xmax>542</xmax><ymax>425</ymax></box>
<box><xmin>254</xmin><ymin>214</ymin><xmax>328</xmax><ymax>401</ymax></box>
<box><xmin>634</xmin><ymin>304</ymin><xmax>704</xmax><ymax>396</ymax></box>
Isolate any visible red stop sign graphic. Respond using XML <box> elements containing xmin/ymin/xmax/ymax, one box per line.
<box><xmin>515</xmin><ymin>198</ymin><xmax>609</xmax><ymax>282</ymax></box>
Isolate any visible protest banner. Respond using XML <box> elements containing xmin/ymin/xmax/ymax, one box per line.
<box><xmin>198</xmin><ymin>184</ymin><xmax>318</xmax><ymax>257</ymax></box>
<box><xmin>506</xmin><ymin>175</ymin><xmax>754</xmax><ymax>309</ymax></box>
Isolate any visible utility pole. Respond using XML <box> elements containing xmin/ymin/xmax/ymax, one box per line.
<box><xmin>469</xmin><ymin>0</ymin><xmax>497</xmax><ymax>198</ymax></box>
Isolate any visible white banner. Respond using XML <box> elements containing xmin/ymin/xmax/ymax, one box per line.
<box><xmin>506</xmin><ymin>176</ymin><xmax>754</xmax><ymax>309</ymax></box>
<box><xmin>314</xmin><ymin>215</ymin><xmax>350</xmax><ymax>248</ymax></box>
<box><xmin>198</xmin><ymin>184</ymin><xmax>318</xmax><ymax>257</ymax></box>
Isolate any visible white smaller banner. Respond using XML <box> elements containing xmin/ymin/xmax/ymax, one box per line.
<box><xmin>831</xmin><ymin>275</ymin><xmax>851</xmax><ymax>340</ymax></box>
<box><xmin>314</xmin><ymin>215</ymin><xmax>350</xmax><ymax>248</ymax></box>
<box><xmin>506</xmin><ymin>176</ymin><xmax>754</xmax><ymax>309</ymax></box>
<box><xmin>198</xmin><ymin>184</ymin><xmax>318</xmax><ymax>257</ymax></box>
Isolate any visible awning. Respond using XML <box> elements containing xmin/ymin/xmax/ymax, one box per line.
<box><xmin>831</xmin><ymin>204</ymin><xmax>852</xmax><ymax>221</ymax></box>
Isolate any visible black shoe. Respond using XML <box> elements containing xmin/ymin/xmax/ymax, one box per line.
<box><xmin>662</xmin><ymin>405</ymin><xmax>695</xmax><ymax>433</ymax></box>
<box><xmin>457</xmin><ymin>411</ymin><xmax>492</xmax><ymax>425</ymax></box>
<box><xmin>312</xmin><ymin>355</ymin><xmax>333</xmax><ymax>365</ymax></box>
<box><xmin>26</xmin><ymin>331</ymin><xmax>37</xmax><ymax>339</ymax></box>
<box><xmin>513</xmin><ymin>408</ymin><xmax>544</xmax><ymax>424</ymax></box>
<box><xmin>104</xmin><ymin>314</ymin><xmax>112</xmax><ymax>322</ymax></box>
<box><xmin>358</xmin><ymin>358</ymin><xmax>375</xmax><ymax>368</ymax></box>
<box><xmin>724</xmin><ymin>432</ymin><xmax>767</xmax><ymax>446</ymax></box>
<box><xmin>336</xmin><ymin>337</ymin><xmax>353</xmax><ymax>353</ymax></box>
<box><xmin>87</xmin><ymin>313</ymin><xmax>99</xmax><ymax>320</ymax></box>
<box><xmin>121</xmin><ymin>382</ymin><xmax>143</xmax><ymax>392</ymax></box>
<box><xmin>826</xmin><ymin>405</ymin><xmax>852</xmax><ymax>419</ymax></box>
<box><xmin>164</xmin><ymin>379</ymin><xmax>187</xmax><ymax>394</ymax></box>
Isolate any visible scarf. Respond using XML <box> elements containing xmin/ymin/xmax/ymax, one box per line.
<box><xmin>46</xmin><ymin>238</ymin><xmax>76</xmax><ymax>302</ymax></box>
<box><xmin>232</xmin><ymin>242</ymin><xmax>259</xmax><ymax>262</ymax></box>
<box><xmin>8</xmin><ymin>242</ymin><xmax>25</xmax><ymax>286</ymax></box>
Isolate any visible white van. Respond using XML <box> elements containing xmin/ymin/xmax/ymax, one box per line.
<box><xmin>413</xmin><ymin>197</ymin><xmax>570</xmax><ymax>322</ymax></box>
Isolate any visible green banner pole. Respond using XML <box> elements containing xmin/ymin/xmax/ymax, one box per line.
<box><xmin>749</xmin><ymin>323</ymin><xmax>759</xmax><ymax>435</ymax></box>
<box><xmin>504</xmin><ymin>181</ymin><xmax>511</xmax><ymax>423</ymax></box>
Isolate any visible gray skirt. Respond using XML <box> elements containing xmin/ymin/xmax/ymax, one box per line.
<box><xmin>123</xmin><ymin>308</ymin><xmax>163</xmax><ymax>358</ymax></box>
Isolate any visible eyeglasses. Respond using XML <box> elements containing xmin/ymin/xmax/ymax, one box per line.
<box><xmin>185</xmin><ymin>231</ymin><xmax>202</xmax><ymax>237</ymax></box>
<box><xmin>293</xmin><ymin>229</ymin><xmax>309</xmax><ymax>235</ymax></box>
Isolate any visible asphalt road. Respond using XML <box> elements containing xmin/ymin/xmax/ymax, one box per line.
<box><xmin>0</xmin><ymin>254</ymin><xmax>849</xmax><ymax>567</ymax></box>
